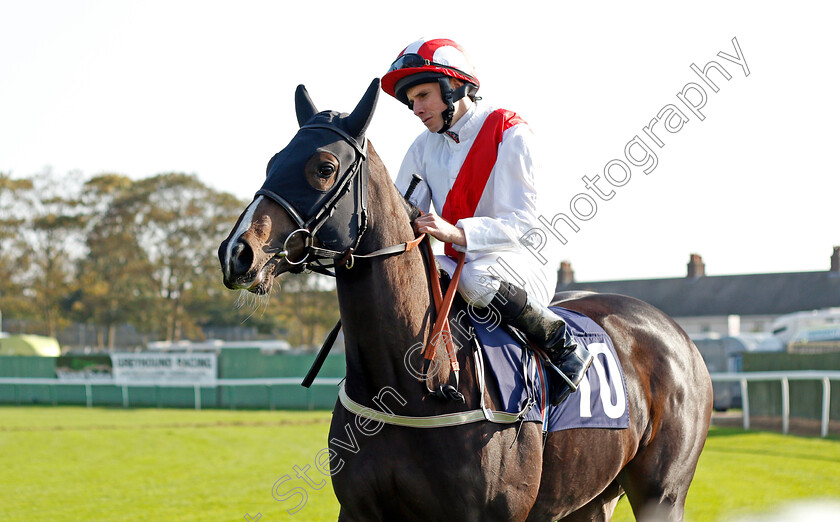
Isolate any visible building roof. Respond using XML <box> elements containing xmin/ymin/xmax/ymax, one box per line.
<box><xmin>557</xmin><ymin>250</ymin><xmax>840</xmax><ymax>318</ymax></box>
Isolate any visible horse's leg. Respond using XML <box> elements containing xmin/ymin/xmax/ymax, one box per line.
<box><xmin>616</xmin><ymin>446</ymin><xmax>692</xmax><ymax>521</ymax></box>
<box><xmin>558</xmin><ymin>481</ymin><xmax>624</xmax><ymax>522</ymax></box>
<box><xmin>616</xmin><ymin>374</ymin><xmax>712</xmax><ymax>521</ymax></box>
<box><xmin>526</xmin><ymin>429</ymin><xmax>635</xmax><ymax>521</ymax></box>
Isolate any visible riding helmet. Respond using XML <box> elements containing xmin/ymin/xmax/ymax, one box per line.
<box><xmin>382</xmin><ymin>38</ymin><xmax>480</xmax><ymax>133</ymax></box>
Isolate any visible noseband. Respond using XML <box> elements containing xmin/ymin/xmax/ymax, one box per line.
<box><xmin>255</xmin><ymin>123</ymin><xmax>369</xmax><ymax>275</ymax></box>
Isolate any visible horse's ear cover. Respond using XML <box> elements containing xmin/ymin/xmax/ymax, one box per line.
<box><xmin>346</xmin><ymin>78</ymin><xmax>380</xmax><ymax>140</ymax></box>
<box><xmin>295</xmin><ymin>85</ymin><xmax>319</xmax><ymax>127</ymax></box>
<box><xmin>261</xmin><ymin>79</ymin><xmax>381</xmax><ymax>253</ymax></box>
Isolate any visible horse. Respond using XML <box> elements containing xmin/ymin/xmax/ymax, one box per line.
<box><xmin>218</xmin><ymin>79</ymin><xmax>713</xmax><ymax>521</ymax></box>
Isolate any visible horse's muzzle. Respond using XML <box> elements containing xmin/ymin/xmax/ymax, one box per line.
<box><xmin>219</xmin><ymin>238</ymin><xmax>257</xmax><ymax>290</ymax></box>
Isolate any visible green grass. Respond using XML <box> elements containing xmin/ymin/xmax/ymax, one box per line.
<box><xmin>0</xmin><ymin>407</ymin><xmax>339</xmax><ymax>521</ymax></box>
<box><xmin>612</xmin><ymin>427</ymin><xmax>840</xmax><ymax>521</ymax></box>
<box><xmin>1</xmin><ymin>407</ymin><xmax>839</xmax><ymax>521</ymax></box>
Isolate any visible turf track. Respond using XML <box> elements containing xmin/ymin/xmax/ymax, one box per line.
<box><xmin>1</xmin><ymin>407</ymin><xmax>838</xmax><ymax>521</ymax></box>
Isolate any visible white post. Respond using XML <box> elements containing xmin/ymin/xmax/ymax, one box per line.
<box><xmin>781</xmin><ymin>377</ymin><xmax>790</xmax><ymax>435</ymax></box>
<box><xmin>740</xmin><ymin>377</ymin><xmax>750</xmax><ymax>430</ymax></box>
<box><xmin>194</xmin><ymin>384</ymin><xmax>201</xmax><ymax>411</ymax></box>
<box><xmin>85</xmin><ymin>383</ymin><xmax>92</xmax><ymax>408</ymax></box>
<box><xmin>822</xmin><ymin>377</ymin><xmax>831</xmax><ymax>438</ymax></box>
<box><xmin>122</xmin><ymin>385</ymin><xmax>129</xmax><ymax>408</ymax></box>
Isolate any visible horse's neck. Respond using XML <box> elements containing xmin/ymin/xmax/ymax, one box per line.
<box><xmin>335</xmin><ymin>146</ymin><xmax>432</xmax><ymax>399</ymax></box>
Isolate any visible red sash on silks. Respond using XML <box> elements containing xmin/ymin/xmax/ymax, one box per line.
<box><xmin>440</xmin><ymin>109</ymin><xmax>525</xmax><ymax>259</ymax></box>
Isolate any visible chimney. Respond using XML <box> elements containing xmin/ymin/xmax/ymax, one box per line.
<box><xmin>558</xmin><ymin>261</ymin><xmax>574</xmax><ymax>286</ymax></box>
<box><xmin>831</xmin><ymin>246</ymin><xmax>840</xmax><ymax>272</ymax></box>
<box><xmin>687</xmin><ymin>253</ymin><xmax>705</xmax><ymax>278</ymax></box>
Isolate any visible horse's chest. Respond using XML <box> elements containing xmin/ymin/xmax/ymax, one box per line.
<box><xmin>329</xmin><ymin>417</ymin><xmax>541</xmax><ymax>520</ymax></box>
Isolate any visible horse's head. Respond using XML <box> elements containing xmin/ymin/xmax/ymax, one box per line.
<box><xmin>219</xmin><ymin>79</ymin><xmax>380</xmax><ymax>293</ymax></box>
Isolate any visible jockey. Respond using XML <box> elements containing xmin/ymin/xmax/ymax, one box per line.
<box><xmin>382</xmin><ymin>38</ymin><xmax>593</xmax><ymax>405</ymax></box>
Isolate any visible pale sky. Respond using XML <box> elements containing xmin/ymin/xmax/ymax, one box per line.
<box><xmin>2</xmin><ymin>1</ymin><xmax>838</xmax><ymax>282</ymax></box>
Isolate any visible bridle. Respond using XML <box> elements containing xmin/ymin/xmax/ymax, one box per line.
<box><xmin>255</xmin><ymin>123</ymin><xmax>424</xmax><ymax>276</ymax></box>
<box><xmin>255</xmin><ymin>123</ymin><xmax>369</xmax><ymax>276</ymax></box>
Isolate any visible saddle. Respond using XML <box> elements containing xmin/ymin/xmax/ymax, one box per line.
<box><xmin>432</xmin><ymin>256</ymin><xmax>631</xmax><ymax>432</ymax></box>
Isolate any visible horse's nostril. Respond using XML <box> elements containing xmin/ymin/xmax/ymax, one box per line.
<box><xmin>230</xmin><ymin>239</ymin><xmax>254</xmax><ymax>275</ymax></box>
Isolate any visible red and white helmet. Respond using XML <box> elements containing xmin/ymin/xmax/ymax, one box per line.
<box><xmin>382</xmin><ymin>38</ymin><xmax>480</xmax><ymax>106</ymax></box>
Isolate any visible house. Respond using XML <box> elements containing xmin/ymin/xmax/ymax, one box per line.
<box><xmin>556</xmin><ymin>247</ymin><xmax>840</xmax><ymax>338</ymax></box>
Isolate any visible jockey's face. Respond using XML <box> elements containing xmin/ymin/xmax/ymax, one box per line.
<box><xmin>406</xmin><ymin>82</ymin><xmax>448</xmax><ymax>133</ymax></box>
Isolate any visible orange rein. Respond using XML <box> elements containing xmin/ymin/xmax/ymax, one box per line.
<box><xmin>421</xmin><ymin>237</ymin><xmax>465</xmax><ymax>373</ymax></box>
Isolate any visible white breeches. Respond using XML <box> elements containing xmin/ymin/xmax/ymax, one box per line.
<box><xmin>436</xmin><ymin>251</ymin><xmax>555</xmax><ymax>308</ymax></box>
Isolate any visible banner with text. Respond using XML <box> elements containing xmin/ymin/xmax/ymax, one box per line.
<box><xmin>111</xmin><ymin>353</ymin><xmax>217</xmax><ymax>384</ymax></box>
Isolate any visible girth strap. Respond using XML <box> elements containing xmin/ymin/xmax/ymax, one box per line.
<box><xmin>338</xmin><ymin>380</ymin><xmax>531</xmax><ymax>428</ymax></box>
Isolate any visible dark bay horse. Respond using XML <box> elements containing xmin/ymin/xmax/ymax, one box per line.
<box><xmin>218</xmin><ymin>79</ymin><xmax>713</xmax><ymax>521</ymax></box>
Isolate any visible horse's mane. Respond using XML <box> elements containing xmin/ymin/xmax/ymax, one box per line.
<box><xmin>367</xmin><ymin>140</ymin><xmax>423</xmax><ymax>224</ymax></box>
<box><xmin>399</xmin><ymin>194</ymin><xmax>423</xmax><ymax>223</ymax></box>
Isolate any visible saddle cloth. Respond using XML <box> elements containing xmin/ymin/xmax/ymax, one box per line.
<box><xmin>468</xmin><ymin>306</ymin><xmax>630</xmax><ymax>432</ymax></box>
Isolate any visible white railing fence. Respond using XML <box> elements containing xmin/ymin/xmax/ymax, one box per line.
<box><xmin>2</xmin><ymin>372</ymin><xmax>839</xmax><ymax>437</ymax></box>
<box><xmin>0</xmin><ymin>377</ymin><xmax>342</xmax><ymax>411</ymax></box>
<box><xmin>710</xmin><ymin>371</ymin><xmax>840</xmax><ymax>438</ymax></box>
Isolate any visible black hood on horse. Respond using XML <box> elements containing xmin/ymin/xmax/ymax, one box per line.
<box><xmin>257</xmin><ymin>79</ymin><xmax>379</xmax><ymax>255</ymax></box>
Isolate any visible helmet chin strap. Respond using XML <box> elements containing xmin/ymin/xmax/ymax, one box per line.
<box><xmin>437</xmin><ymin>78</ymin><xmax>477</xmax><ymax>134</ymax></box>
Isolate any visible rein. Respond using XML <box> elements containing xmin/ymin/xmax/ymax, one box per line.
<box><xmin>300</xmin><ymin>232</ymin><xmax>426</xmax><ymax>389</ymax></box>
<box><xmin>337</xmin><ymin>236</ymin><xmax>536</xmax><ymax>429</ymax></box>
<box><xmin>420</xmin><ymin>239</ymin><xmax>464</xmax><ymax>401</ymax></box>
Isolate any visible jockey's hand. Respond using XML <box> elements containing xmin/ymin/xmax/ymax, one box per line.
<box><xmin>414</xmin><ymin>212</ymin><xmax>467</xmax><ymax>247</ymax></box>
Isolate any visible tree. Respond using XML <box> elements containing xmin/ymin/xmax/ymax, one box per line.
<box><xmin>1</xmin><ymin>168</ymin><xmax>341</xmax><ymax>348</ymax></box>
<box><xmin>0</xmin><ymin>173</ymin><xmax>34</xmax><ymax>320</ymax></box>
<box><xmin>16</xmin><ymin>170</ymin><xmax>86</xmax><ymax>337</ymax></box>
<box><xmin>71</xmin><ymin>174</ymin><xmax>155</xmax><ymax>347</ymax></box>
<box><xmin>127</xmin><ymin>173</ymin><xmax>251</xmax><ymax>341</ymax></box>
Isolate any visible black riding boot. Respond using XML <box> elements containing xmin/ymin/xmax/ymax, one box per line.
<box><xmin>489</xmin><ymin>282</ymin><xmax>594</xmax><ymax>406</ymax></box>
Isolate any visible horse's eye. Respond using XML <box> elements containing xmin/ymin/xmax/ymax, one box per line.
<box><xmin>304</xmin><ymin>152</ymin><xmax>339</xmax><ymax>191</ymax></box>
<box><xmin>318</xmin><ymin>164</ymin><xmax>336</xmax><ymax>178</ymax></box>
